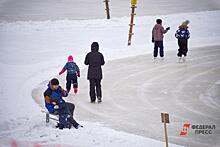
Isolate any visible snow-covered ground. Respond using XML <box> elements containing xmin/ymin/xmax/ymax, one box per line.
<box><xmin>0</xmin><ymin>1</ymin><xmax>220</xmax><ymax>146</ymax></box>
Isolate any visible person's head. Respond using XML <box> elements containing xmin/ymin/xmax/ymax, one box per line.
<box><xmin>50</xmin><ymin>78</ymin><xmax>59</xmax><ymax>90</ymax></box>
<box><xmin>91</xmin><ymin>42</ymin><xmax>99</xmax><ymax>52</ymax></box>
<box><xmin>68</xmin><ymin>55</ymin><xmax>73</xmax><ymax>62</ymax></box>
<box><xmin>179</xmin><ymin>20</ymin><xmax>190</xmax><ymax>29</ymax></box>
<box><xmin>182</xmin><ymin>20</ymin><xmax>190</xmax><ymax>27</ymax></box>
<box><xmin>156</xmin><ymin>19</ymin><xmax>162</xmax><ymax>24</ymax></box>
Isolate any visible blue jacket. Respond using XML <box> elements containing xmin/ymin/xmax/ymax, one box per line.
<box><xmin>62</xmin><ymin>61</ymin><xmax>80</xmax><ymax>75</ymax></box>
<box><xmin>44</xmin><ymin>82</ymin><xmax>68</xmax><ymax>113</ymax></box>
<box><xmin>175</xmin><ymin>28</ymin><xmax>190</xmax><ymax>39</ymax></box>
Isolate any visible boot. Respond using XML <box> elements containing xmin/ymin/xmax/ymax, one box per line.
<box><xmin>74</xmin><ymin>87</ymin><xmax>78</xmax><ymax>94</ymax></box>
<box><xmin>97</xmin><ymin>97</ymin><xmax>102</xmax><ymax>103</ymax></box>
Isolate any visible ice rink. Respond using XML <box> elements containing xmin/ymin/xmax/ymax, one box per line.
<box><xmin>33</xmin><ymin>46</ymin><xmax>220</xmax><ymax>147</ymax></box>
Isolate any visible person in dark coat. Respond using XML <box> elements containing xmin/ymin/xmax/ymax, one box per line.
<box><xmin>84</xmin><ymin>42</ymin><xmax>105</xmax><ymax>103</ymax></box>
<box><xmin>175</xmin><ymin>20</ymin><xmax>190</xmax><ymax>63</ymax></box>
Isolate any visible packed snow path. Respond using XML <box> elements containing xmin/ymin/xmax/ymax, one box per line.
<box><xmin>33</xmin><ymin>46</ymin><xmax>220</xmax><ymax>147</ymax></box>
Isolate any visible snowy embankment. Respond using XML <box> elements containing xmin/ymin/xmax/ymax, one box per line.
<box><xmin>0</xmin><ymin>11</ymin><xmax>220</xmax><ymax>146</ymax></box>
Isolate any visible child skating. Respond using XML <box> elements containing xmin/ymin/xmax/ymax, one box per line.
<box><xmin>175</xmin><ymin>20</ymin><xmax>190</xmax><ymax>63</ymax></box>
<box><xmin>59</xmin><ymin>55</ymin><xmax>80</xmax><ymax>94</ymax></box>
<box><xmin>152</xmin><ymin>19</ymin><xmax>170</xmax><ymax>60</ymax></box>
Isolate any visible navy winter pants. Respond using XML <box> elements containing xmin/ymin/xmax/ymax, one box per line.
<box><xmin>154</xmin><ymin>41</ymin><xmax>164</xmax><ymax>57</ymax></box>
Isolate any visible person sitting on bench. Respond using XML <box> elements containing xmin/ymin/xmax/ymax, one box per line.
<box><xmin>44</xmin><ymin>78</ymin><xmax>83</xmax><ymax>129</ymax></box>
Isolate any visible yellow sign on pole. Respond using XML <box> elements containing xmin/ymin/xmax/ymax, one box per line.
<box><xmin>131</xmin><ymin>0</ymin><xmax>137</xmax><ymax>6</ymax></box>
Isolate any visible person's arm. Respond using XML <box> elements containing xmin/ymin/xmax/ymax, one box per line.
<box><xmin>84</xmin><ymin>54</ymin><xmax>89</xmax><ymax>65</ymax></box>
<box><xmin>162</xmin><ymin>26</ymin><xmax>170</xmax><ymax>34</ymax></box>
<box><xmin>186</xmin><ymin>30</ymin><xmax>190</xmax><ymax>39</ymax></box>
<box><xmin>175</xmin><ymin>29</ymin><xmax>180</xmax><ymax>39</ymax></box>
<box><xmin>76</xmin><ymin>64</ymin><xmax>80</xmax><ymax>77</ymax></box>
<box><xmin>152</xmin><ymin>27</ymin><xmax>155</xmax><ymax>42</ymax></box>
<box><xmin>61</xmin><ymin>88</ymin><xmax>68</xmax><ymax>97</ymax></box>
<box><xmin>59</xmin><ymin>63</ymin><xmax>67</xmax><ymax>75</ymax></box>
<box><xmin>101</xmin><ymin>54</ymin><xmax>105</xmax><ymax>66</ymax></box>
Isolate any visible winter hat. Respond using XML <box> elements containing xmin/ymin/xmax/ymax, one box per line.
<box><xmin>68</xmin><ymin>55</ymin><xmax>73</xmax><ymax>62</ymax></box>
<box><xmin>91</xmin><ymin>42</ymin><xmax>99</xmax><ymax>52</ymax></box>
<box><xmin>182</xmin><ymin>20</ymin><xmax>190</xmax><ymax>26</ymax></box>
<box><xmin>180</xmin><ymin>20</ymin><xmax>190</xmax><ymax>28</ymax></box>
<box><xmin>51</xmin><ymin>78</ymin><xmax>59</xmax><ymax>85</ymax></box>
<box><xmin>156</xmin><ymin>19</ymin><xmax>162</xmax><ymax>24</ymax></box>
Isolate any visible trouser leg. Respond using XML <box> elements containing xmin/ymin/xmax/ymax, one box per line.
<box><xmin>154</xmin><ymin>42</ymin><xmax>159</xmax><ymax>57</ymax></box>
<box><xmin>68</xmin><ymin>117</ymin><xmax>79</xmax><ymax>128</ymax></box>
<box><xmin>177</xmin><ymin>39</ymin><xmax>183</xmax><ymax>57</ymax></box>
<box><xmin>95</xmin><ymin>79</ymin><xmax>102</xmax><ymax>98</ymax></box>
<box><xmin>72</xmin><ymin>75</ymin><xmax>78</xmax><ymax>88</ymax></box>
<box><xmin>89</xmin><ymin>79</ymin><xmax>96</xmax><ymax>102</ymax></box>
<box><xmin>66</xmin><ymin>76</ymin><xmax>72</xmax><ymax>92</ymax></box>
<box><xmin>66</xmin><ymin>102</ymin><xmax>75</xmax><ymax>116</ymax></box>
<box><xmin>182</xmin><ymin>39</ymin><xmax>188</xmax><ymax>57</ymax></box>
<box><xmin>159</xmin><ymin>41</ymin><xmax>164</xmax><ymax>57</ymax></box>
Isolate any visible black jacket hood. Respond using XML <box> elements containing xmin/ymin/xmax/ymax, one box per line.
<box><xmin>91</xmin><ymin>42</ymin><xmax>99</xmax><ymax>52</ymax></box>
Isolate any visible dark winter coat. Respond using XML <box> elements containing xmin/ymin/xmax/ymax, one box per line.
<box><xmin>61</xmin><ymin>61</ymin><xmax>80</xmax><ymax>76</ymax></box>
<box><xmin>44</xmin><ymin>81</ymin><xmax>68</xmax><ymax>113</ymax></box>
<box><xmin>84</xmin><ymin>44</ymin><xmax>105</xmax><ymax>80</ymax></box>
<box><xmin>175</xmin><ymin>25</ymin><xmax>190</xmax><ymax>40</ymax></box>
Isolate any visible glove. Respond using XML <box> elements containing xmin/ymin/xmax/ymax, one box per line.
<box><xmin>59</xmin><ymin>70</ymin><xmax>65</xmax><ymax>75</ymax></box>
<box><xmin>54</xmin><ymin>105</ymin><xmax>59</xmax><ymax>109</ymax></box>
<box><xmin>63</xmin><ymin>91</ymin><xmax>68</xmax><ymax>97</ymax></box>
<box><xmin>152</xmin><ymin>37</ymin><xmax>154</xmax><ymax>43</ymax></box>
<box><xmin>77</xmin><ymin>71</ymin><xmax>80</xmax><ymax>77</ymax></box>
<box><xmin>166</xmin><ymin>27</ymin><xmax>170</xmax><ymax>31</ymax></box>
<box><xmin>52</xmin><ymin>102</ymin><xmax>57</xmax><ymax>105</ymax></box>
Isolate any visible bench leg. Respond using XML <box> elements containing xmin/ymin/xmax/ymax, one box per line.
<box><xmin>46</xmin><ymin>113</ymin><xmax>49</xmax><ymax>123</ymax></box>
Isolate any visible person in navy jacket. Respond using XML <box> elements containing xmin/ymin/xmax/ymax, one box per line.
<box><xmin>175</xmin><ymin>20</ymin><xmax>190</xmax><ymax>62</ymax></box>
<box><xmin>59</xmin><ymin>55</ymin><xmax>80</xmax><ymax>94</ymax></box>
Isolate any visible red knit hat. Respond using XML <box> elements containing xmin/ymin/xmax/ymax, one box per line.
<box><xmin>68</xmin><ymin>55</ymin><xmax>73</xmax><ymax>62</ymax></box>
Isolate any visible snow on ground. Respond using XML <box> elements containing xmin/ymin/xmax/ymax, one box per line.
<box><xmin>0</xmin><ymin>10</ymin><xmax>220</xmax><ymax>146</ymax></box>
<box><xmin>0</xmin><ymin>119</ymin><xmax>183</xmax><ymax>147</ymax></box>
<box><xmin>0</xmin><ymin>117</ymin><xmax>184</xmax><ymax>147</ymax></box>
